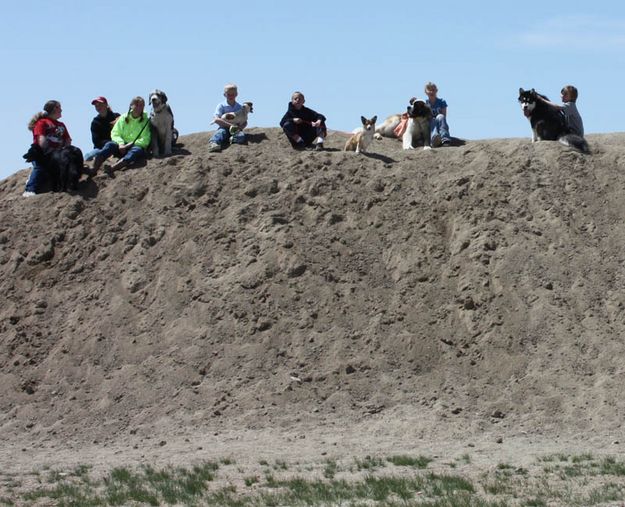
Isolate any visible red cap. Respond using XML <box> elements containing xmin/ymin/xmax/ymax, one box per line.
<box><xmin>91</xmin><ymin>96</ymin><xmax>108</xmax><ymax>105</ymax></box>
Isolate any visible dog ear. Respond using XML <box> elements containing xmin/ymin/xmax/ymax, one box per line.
<box><xmin>409</xmin><ymin>97</ymin><xmax>417</xmax><ymax>105</ymax></box>
<box><xmin>519</xmin><ymin>88</ymin><xmax>524</xmax><ymax>94</ymax></box>
<box><xmin>361</xmin><ymin>116</ymin><xmax>367</xmax><ymax>125</ymax></box>
<box><xmin>161</xmin><ymin>91</ymin><xmax>168</xmax><ymax>103</ymax></box>
<box><xmin>371</xmin><ymin>116</ymin><xmax>377</xmax><ymax>124</ymax></box>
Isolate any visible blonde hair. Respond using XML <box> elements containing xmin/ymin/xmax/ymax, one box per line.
<box><xmin>224</xmin><ymin>83</ymin><xmax>238</xmax><ymax>94</ymax></box>
<box><xmin>125</xmin><ymin>96</ymin><xmax>145</xmax><ymax>123</ymax></box>
<box><xmin>28</xmin><ymin>100</ymin><xmax>60</xmax><ymax>131</ymax></box>
<box><xmin>424</xmin><ymin>82</ymin><xmax>438</xmax><ymax>93</ymax></box>
<box><xmin>561</xmin><ymin>85</ymin><xmax>578</xmax><ymax>102</ymax></box>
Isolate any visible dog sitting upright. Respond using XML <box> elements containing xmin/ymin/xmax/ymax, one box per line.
<box><xmin>149</xmin><ymin>89</ymin><xmax>177</xmax><ymax>157</ymax></box>
<box><xmin>518</xmin><ymin>88</ymin><xmax>589</xmax><ymax>153</ymax></box>
<box><xmin>344</xmin><ymin>116</ymin><xmax>377</xmax><ymax>153</ymax></box>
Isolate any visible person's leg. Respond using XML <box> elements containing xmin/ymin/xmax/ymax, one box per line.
<box><xmin>230</xmin><ymin>129</ymin><xmax>246</xmax><ymax>144</ymax></box>
<box><xmin>435</xmin><ymin>114</ymin><xmax>451</xmax><ymax>144</ymax></box>
<box><xmin>24</xmin><ymin>160</ymin><xmax>45</xmax><ymax>195</ymax></box>
<box><xmin>282</xmin><ymin>121</ymin><xmax>305</xmax><ymax>149</ymax></box>
<box><xmin>93</xmin><ymin>141</ymin><xmax>120</xmax><ymax>172</ymax></box>
<box><xmin>83</xmin><ymin>148</ymin><xmax>99</xmax><ymax>161</ymax></box>
<box><xmin>314</xmin><ymin>123</ymin><xmax>327</xmax><ymax>150</ymax></box>
<box><xmin>208</xmin><ymin>127</ymin><xmax>228</xmax><ymax>151</ymax></box>
<box><xmin>109</xmin><ymin>146</ymin><xmax>145</xmax><ymax>173</ymax></box>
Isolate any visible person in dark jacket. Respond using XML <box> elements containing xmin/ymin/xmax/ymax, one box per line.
<box><xmin>280</xmin><ymin>91</ymin><xmax>327</xmax><ymax>150</ymax></box>
<box><xmin>84</xmin><ymin>96</ymin><xmax>120</xmax><ymax>161</ymax></box>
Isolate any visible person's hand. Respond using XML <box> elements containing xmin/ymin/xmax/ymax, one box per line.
<box><xmin>293</xmin><ymin>118</ymin><xmax>303</xmax><ymax>125</ymax></box>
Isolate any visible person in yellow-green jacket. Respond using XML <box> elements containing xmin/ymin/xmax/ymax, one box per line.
<box><xmin>92</xmin><ymin>96</ymin><xmax>151</xmax><ymax>177</ymax></box>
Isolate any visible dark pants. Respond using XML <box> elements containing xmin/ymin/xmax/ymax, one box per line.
<box><xmin>282</xmin><ymin>121</ymin><xmax>327</xmax><ymax>148</ymax></box>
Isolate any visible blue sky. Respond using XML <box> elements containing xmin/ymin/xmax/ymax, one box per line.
<box><xmin>1</xmin><ymin>0</ymin><xmax>624</xmax><ymax>181</ymax></box>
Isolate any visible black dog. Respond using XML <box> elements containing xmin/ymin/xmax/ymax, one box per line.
<box><xmin>23</xmin><ymin>144</ymin><xmax>84</xmax><ymax>192</ymax></box>
<box><xmin>518</xmin><ymin>88</ymin><xmax>589</xmax><ymax>153</ymax></box>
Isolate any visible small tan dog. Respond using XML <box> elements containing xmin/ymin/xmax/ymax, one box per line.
<box><xmin>344</xmin><ymin>116</ymin><xmax>377</xmax><ymax>153</ymax></box>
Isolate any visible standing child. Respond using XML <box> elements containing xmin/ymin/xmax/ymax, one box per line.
<box><xmin>423</xmin><ymin>82</ymin><xmax>451</xmax><ymax>147</ymax></box>
<box><xmin>208</xmin><ymin>83</ymin><xmax>247</xmax><ymax>152</ymax></box>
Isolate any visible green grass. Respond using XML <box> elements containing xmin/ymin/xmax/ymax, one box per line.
<box><xmin>8</xmin><ymin>453</ymin><xmax>625</xmax><ymax>506</ymax></box>
<box><xmin>387</xmin><ymin>454</ymin><xmax>433</xmax><ymax>468</ymax></box>
<box><xmin>354</xmin><ymin>455</ymin><xmax>386</xmax><ymax>471</ymax></box>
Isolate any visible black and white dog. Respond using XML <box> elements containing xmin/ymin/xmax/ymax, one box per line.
<box><xmin>518</xmin><ymin>88</ymin><xmax>589</xmax><ymax>153</ymax></box>
<box><xmin>149</xmin><ymin>89</ymin><xmax>178</xmax><ymax>157</ymax></box>
<box><xmin>23</xmin><ymin>144</ymin><xmax>84</xmax><ymax>192</ymax></box>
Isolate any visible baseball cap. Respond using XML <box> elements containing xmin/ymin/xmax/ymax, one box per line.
<box><xmin>91</xmin><ymin>96</ymin><xmax>108</xmax><ymax>105</ymax></box>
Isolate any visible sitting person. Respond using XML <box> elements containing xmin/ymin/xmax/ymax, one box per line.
<box><xmin>92</xmin><ymin>96</ymin><xmax>151</xmax><ymax>177</ymax></box>
<box><xmin>84</xmin><ymin>96</ymin><xmax>120</xmax><ymax>161</ymax></box>
<box><xmin>207</xmin><ymin>83</ymin><xmax>247</xmax><ymax>152</ymax></box>
<box><xmin>423</xmin><ymin>81</ymin><xmax>451</xmax><ymax>147</ymax></box>
<box><xmin>280</xmin><ymin>91</ymin><xmax>327</xmax><ymax>150</ymax></box>
<box><xmin>536</xmin><ymin>85</ymin><xmax>584</xmax><ymax>137</ymax></box>
<box><xmin>23</xmin><ymin>100</ymin><xmax>71</xmax><ymax>197</ymax></box>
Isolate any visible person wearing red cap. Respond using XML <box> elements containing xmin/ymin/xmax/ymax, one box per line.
<box><xmin>84</xmin><ymin>96</ymin><xmax>119</xmax><ymax>162</ymax></box>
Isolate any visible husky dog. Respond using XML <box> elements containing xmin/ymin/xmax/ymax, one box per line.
<box><xmin>344</xmin><ymin>115</ymin><xmax>377</xmax><ymax>153</ymax></box>
<box><xmin>518</xmin><ymin>88</ymin><xmax>589</xmax><ymax>153</ymax></box>
<box><xmin>149</xmin><ymin>89</ymin><xmax>177</xmax><ymax>157</ymax></box>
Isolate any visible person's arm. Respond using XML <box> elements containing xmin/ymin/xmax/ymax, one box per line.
<box><xmin>110</xmin><ymin>115</ymin><xmax>125</xmax><ymax>145</ymax></box>
<box><xmin>536</xmin><ymin>95</ymin><xmax>563</xmax><ymax>110</ymax></box>
<box><xmin>212</xmin><ymin>103</ymin><xmax>233</xmax><ymax>129</ymax></box>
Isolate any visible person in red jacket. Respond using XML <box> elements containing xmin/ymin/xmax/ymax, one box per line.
<box><xmin>23</xmin><ymin>100</ymin><xmax>71</xmax><ymax>197</ymax></box>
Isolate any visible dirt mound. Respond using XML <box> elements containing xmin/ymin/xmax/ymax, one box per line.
<box><xmin>2</xmin><ymin>129</ymin><xmax>625</xmax><ymax>448</ymax></box>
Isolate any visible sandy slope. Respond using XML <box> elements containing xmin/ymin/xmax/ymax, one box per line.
<box><xmin>1</xmin><ymin>129</ymin><xmax>625</xmax><ymax>475</ymax></box>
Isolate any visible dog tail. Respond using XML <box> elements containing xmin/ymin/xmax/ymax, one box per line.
<box><xmin>559</xmin><ymin>134</ymin><xmax>590</xmax><ymax>154</ymax></box>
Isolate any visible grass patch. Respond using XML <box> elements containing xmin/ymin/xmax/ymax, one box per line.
<box><xmin>354</xmin><ymin>455</ymin><xmax>386</xmax><ymax>471</ymax></box>
<box><xmin>387</xmin><ymin>454</ymin><xmax>433</xmax><ymax>469</ymax></box>
<box><xmin>10</xmin><ymin>452</ymin><xmax>625</xmax><ymax>506</ymax></box>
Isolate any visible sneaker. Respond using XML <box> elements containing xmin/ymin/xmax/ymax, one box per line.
<box><xmin>22</xmin><ymin>191</ymin><xmax>36</xmax><ymax>197</ymax></box>
<box><xmin>315</xmin><ymin>143</ymin><xmax>325</xmax><ymax>151</ymax></box>
<box><xmin>441</xmin><ymin>138</ymin><xmax>452</xmax><ymax>146</ymax></box>
<box><xmin>431</xmin><ymin>135</ymin><xmax>442</xmax><ymax>148</ymax></box>
<box><xmin>208</xmin><ymin>142</ymin><xmax>221</xmax><ymax>153</ymax></box>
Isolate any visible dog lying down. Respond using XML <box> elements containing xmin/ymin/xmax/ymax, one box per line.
<box><xmin>375</xmin><ymin>99</ymin><xmax>433</xmax><ymax>150</ymax></box>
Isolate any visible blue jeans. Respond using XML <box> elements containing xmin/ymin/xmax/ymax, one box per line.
<box><xmin>94</xmin><ymin>141</ymin><xmax>146</xmax><ymax>164</ymax></box>
<box><xmin>210</xmin><ymin>127</ymin><xmax>246</xmax><ymax>147</ymax></box>
<box><xmin>24</xmin><ymin>160</ymin><xmax>45</xmax><ymax>193</ymax></box>
<box><xmin>430</xmin><ymin>113</ymin><xmax>450</xmax><ymax>142</ymax></box>
<box><xmin>84</xmin><ymin>148</ymin><xmax>99</xmax><ymax>161</ymax></box>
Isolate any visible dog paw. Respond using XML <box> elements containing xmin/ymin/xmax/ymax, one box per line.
<box><xmin>423</xmin><ymin>146</ymin><xmax>432</xmax><ymax>151</ymax></box>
